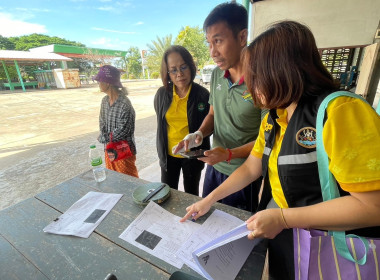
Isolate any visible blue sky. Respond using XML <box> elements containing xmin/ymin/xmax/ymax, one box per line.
<box><xmin>0</xmin><ymin>0</ymin><xmax>225</xmax><ymax>51</ymax></box>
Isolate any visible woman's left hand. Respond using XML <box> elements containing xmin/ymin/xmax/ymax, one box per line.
<box><xmin>246</xmin><ymin>209</ymin><xmax>286</xmax><ymax>240</ymax></box>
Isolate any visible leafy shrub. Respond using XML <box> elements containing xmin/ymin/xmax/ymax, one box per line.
<box><xmin>150</xmin><ymin>72</ymin><xmax>160</xmax><ymax>79</ymax></box>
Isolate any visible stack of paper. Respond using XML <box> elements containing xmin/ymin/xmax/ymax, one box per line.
<box><xmin>175</xmin><ymin>209</ymin><xmax>245</xmax><ymax>276</ymax></box>
<box><xmin>192</xmin><ymin>223</ymin><xmax>261</xmax><ymax>280</ymax></box>
<box><xmin>120</xmin><ymin>202</ymin><xmax>260</xmax><ymax>280</ymax></box>
<box><xmin>119</xmin><ymin>201</ymin><xmax>201</xmax><ymax>268</ymax></box>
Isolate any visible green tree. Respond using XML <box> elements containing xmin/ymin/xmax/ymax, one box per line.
<box><xmin>67</xmin><ymin>58</ymin><xmax>93</xmax><ymax>77</ymax></box>
<box><xmin>115</xmin><ymin>56</ymin><xmax>128</xmax><ymax>77</ymax></box>
<box><xmin>0</xmin><ymin>65</ymin><xmax>18</xmax><ymax>83</ymax></box>
<box><xmin>146</xmin><ymin>35</ymin><xmax>173</xmax><ymax>77</ymax></box>
<box><xmin>9</xmin><ymin>34</ymin><xmax>84</xmax><ymax>51</ymax></box>
<box><xmin>0</xmin><ymin>35</ymin><xmax>15</xmax><ymax>50</ymax></box>
<box><xmin>125</xmin><ymin>47</ymin><xmax>142</xmax><ymax>79</ymax></box>
<box><xmin>175</xmin><ymin>26</ymin><xmax>210</xmax><ymax>68</ymax></box>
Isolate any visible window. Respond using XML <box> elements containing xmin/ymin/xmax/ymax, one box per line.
<box><xmin>320</xmin><ymin>48</ymin><xmax>353</xmax><ymax>79</ymax></box>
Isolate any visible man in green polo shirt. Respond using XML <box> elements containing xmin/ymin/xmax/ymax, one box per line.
<box><xmin>174</xmin><ymin>2</ymin><xmax>266</xmax><ymax>212</ymax></box>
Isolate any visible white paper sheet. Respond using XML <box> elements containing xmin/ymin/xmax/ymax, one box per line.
<box><xmin>175</xmin><ymin>209</ymin><xmax>245</xmax><ymax>276</ymax></box>
<box><xmin>43</xmin><ymin>191</ymin><xmax>123</xmax><ymax>238</ymax></box>
<box><xmin>118</xmin><ymin>201</ymin><xmax>201</xmax><ymax>268</ymax></box>
<box><xmin>193</xmin><ymin>223</ymin><xmax>261</xmax><ymax>280</ymax></box>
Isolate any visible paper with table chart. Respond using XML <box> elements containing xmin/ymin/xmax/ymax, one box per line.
<box><xmin>119</xmin><ymin>202</ymin><xmax>259</xmax><ymax>279</ymax></box>
<box><xmin>43</xmin><ymin>191</ymin><xmax>123</xmax><ymax>238</ymax></box>
<box><xmin>119</xmin><ymin>201</ymin><xmax>201</xmax><ymax>268</ymax></box>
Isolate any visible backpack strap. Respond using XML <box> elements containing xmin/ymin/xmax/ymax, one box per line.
<box><xmin>316</xmin><ymin>91</ymin><xmax>370</xmax><ymax>265</ymax></box>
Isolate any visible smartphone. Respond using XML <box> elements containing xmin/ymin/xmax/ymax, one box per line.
<box><xmin>180</xmin><ymin>149</ymin><xmax>207</xmax><ymax>159</ymax></box>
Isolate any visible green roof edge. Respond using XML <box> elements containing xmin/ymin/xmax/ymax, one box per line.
<box><xmin>52</xmin><ymin>44</ymin><xmax>127</xmax><ymax>57</ymax></box>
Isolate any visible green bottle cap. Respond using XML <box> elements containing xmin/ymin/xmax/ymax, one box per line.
<box><xmin>90</xmin><ymin>145</ymin><xmax>96</xmax><ymax>149</ymax></box>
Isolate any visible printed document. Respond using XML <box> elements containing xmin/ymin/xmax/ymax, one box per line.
<box><xmin>192</xmin><ymin>223</ymin><xmax>261</xmax><ymax>280</ymax></box>
<box><xmin>119</xmin><ymin>201</ymin><xmax>201</xmax><ymax>268</ymax></box>
<box><xmin>120</xmin><ymin>202</ymin><xmax>259</xmax><ymax>277</ymax></box>
<box><xmin>175</xmin><ymin>209</ymin><xmax>245</xmax><ymax>276</ymax></box>
<box><xmin>43</xmin><ymin>191</ymin><xmax>123</xmax><ymax>238</ymax></box>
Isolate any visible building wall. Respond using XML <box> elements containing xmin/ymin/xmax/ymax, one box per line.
<box><xmin>250</xmin><ymin>0</ymin><xmax>380</xmax><ymax>48</ymax></box>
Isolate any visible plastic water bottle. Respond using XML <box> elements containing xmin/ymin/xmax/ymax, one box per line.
<box><xmin>89</xmin><ymin>145</ymin><xmax>106</xmax><ymax>182</ymax></box>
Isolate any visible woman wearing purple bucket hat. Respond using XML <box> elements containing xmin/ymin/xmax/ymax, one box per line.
<box><xmin>94</xmin><ymin>65</ymin><xmax>139</xmax><ymax>177</ymax></box>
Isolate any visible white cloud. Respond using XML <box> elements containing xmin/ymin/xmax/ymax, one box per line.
<box><xmin>134</xmin><ymin>21</ymin><xmax>144</xmax><ymax>26</ymax></box>
<box><xmin>15</xmin><ymin>8</ymin><xmax>50</xmax><ymax>13</ymax></box>
<box><xmin>115</xmin><ymin>1</ymin><xmax>133</xmax><ymax>8</ymax></box>
<box><xmin>12</xmin><ymin>8</ymin><xmax>50</xmax><ymax>21</ymax></box>
<box><xmin>92</xmin><ymin>27</ymin><xmax>135</xmax><ymax>34</ymax></box>
<box><xmin>90</xmin><ymin>37</ymin><xmax>129</xmax><ymax>49</ymax></box>
<box><xmin>97</xmin><ymin>6</ymin><xmax>114</xmax><ymax>11</ymax></box>
<box><xmin>96</xmin><ymin>1</ymin><xmax>132</xmax><ymax>12</ymax></box>
<box><xmin>0</xmin><ymin>12</ymin><xmax>47</xmax><ymax>37</ymax></box>
<box><xmin>91</xmin><ymin>37</ymin><xmax>111</xmax><ymax>45</ymax></box>
<box><xmin>31</xmin><ymin>8</ymin><xmax>50</xmax><ymax>13</ymax></box>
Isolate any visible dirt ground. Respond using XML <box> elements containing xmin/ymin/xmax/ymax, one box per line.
<box><xmin>0</xmin><ymin>80</ymin><xmax>163</xmax><ymax>210</ymax></box>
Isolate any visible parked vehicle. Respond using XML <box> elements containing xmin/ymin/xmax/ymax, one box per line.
<box><xmin>199</xmin><ymin>65</ymin><xmax>216</xmax><ymax>85</ymax></box>
<box><xmin>194</xmin><ymin>74</ymin><xmax>202</xmax><ymax>84</ymax></box>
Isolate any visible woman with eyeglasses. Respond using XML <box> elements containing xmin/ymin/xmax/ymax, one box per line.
<box><xmin>154</xmin><ymin>45</ymin><xmax>210</xmax><ymax>195</ymax></box>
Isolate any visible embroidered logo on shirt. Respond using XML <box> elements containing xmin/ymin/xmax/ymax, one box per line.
<box><xmin>264</xmin><ymin>123</ymin><xmax>273</xmax><ymax>132</ymax></box>
<box><xmin>197</xmin><ymin>102</ymin><xmax>206</xmax><ymax>112</ymax></box>
<box><xmin>216</xmin><ymin>84</ymin><xmax>222</xmax><ymax>91</ymax></box>
<box><xmin>242</xmin><ymin>91</ymin><xmax>253</xmax><ymax>102</ymax></box>
<box><xmin>296</xmin><ymin>127</ymin><xmax>317</xmax><ymax>148</ymax></box>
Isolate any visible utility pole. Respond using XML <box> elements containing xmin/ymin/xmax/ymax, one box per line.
<box><xmin>141</xmin><ymin>50</ymin><xmax>149</xmax><ymax>79</ymax></box>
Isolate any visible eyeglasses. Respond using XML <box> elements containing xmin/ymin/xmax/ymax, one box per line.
<box><xmin>168</xmin><ymin>65</ymin><xmax>189</xmax><ymax>75</ymax></box>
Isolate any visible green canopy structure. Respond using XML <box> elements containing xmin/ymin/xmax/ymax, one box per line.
<box><xmin>0</xmin><ymin>50</ymin><xmax>72</xmax><ymax>92</ymax></box>
<box><xmin>1</xmin><ymin>45</ymin><xmax>128</xmax><ymax>92</ymax></box>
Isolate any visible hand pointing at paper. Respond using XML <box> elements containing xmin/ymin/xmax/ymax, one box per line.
<box><xmin>180</xmin><ymin>197</ymin><xmax>213</xmax><ymax>222</ymax></box>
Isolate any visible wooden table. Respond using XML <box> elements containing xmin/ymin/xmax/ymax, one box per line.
<box><xmin>0</xmin><ymin>169</ymin><xmax>266</xmax><ymax>280</ymax></box>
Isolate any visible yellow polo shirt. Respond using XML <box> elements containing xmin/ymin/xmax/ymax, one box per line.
<box><xmin>166</xmin><ymin>85</ymin><xmax>191</xmax><ymax>157</ymax></box>
<box><xmin>251</xmin><ymin>96</ymin><xmax>380</xmax><ymax>208</ymax></box>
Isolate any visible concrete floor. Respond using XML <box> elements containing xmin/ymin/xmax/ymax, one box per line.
<box><xmin>0</xmin><ymin>80</ymin><xmax>208</xmax><ymax>211</ymax></box>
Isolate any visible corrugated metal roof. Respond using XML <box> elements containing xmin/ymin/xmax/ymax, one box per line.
<box><xmin>0</xmin><ymin>50</ymin><xmax>72</xmax><ymax>61</ymax></box>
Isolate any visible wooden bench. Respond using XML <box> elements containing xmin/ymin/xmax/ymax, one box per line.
<box><xmin>3</xmin><ymin>81</ymin><xmax>38</xmax><ymax>90</ymax></box>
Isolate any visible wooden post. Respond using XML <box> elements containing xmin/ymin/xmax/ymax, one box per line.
<box><xmin>366</xmin><ymin>49</ymin><xmax>380</xmax><ymax>106</ymax></box>
<box><xmin>356</xmin><ymin>43</ymin><xmax>380</xmax><ymax>106</ymax></box>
